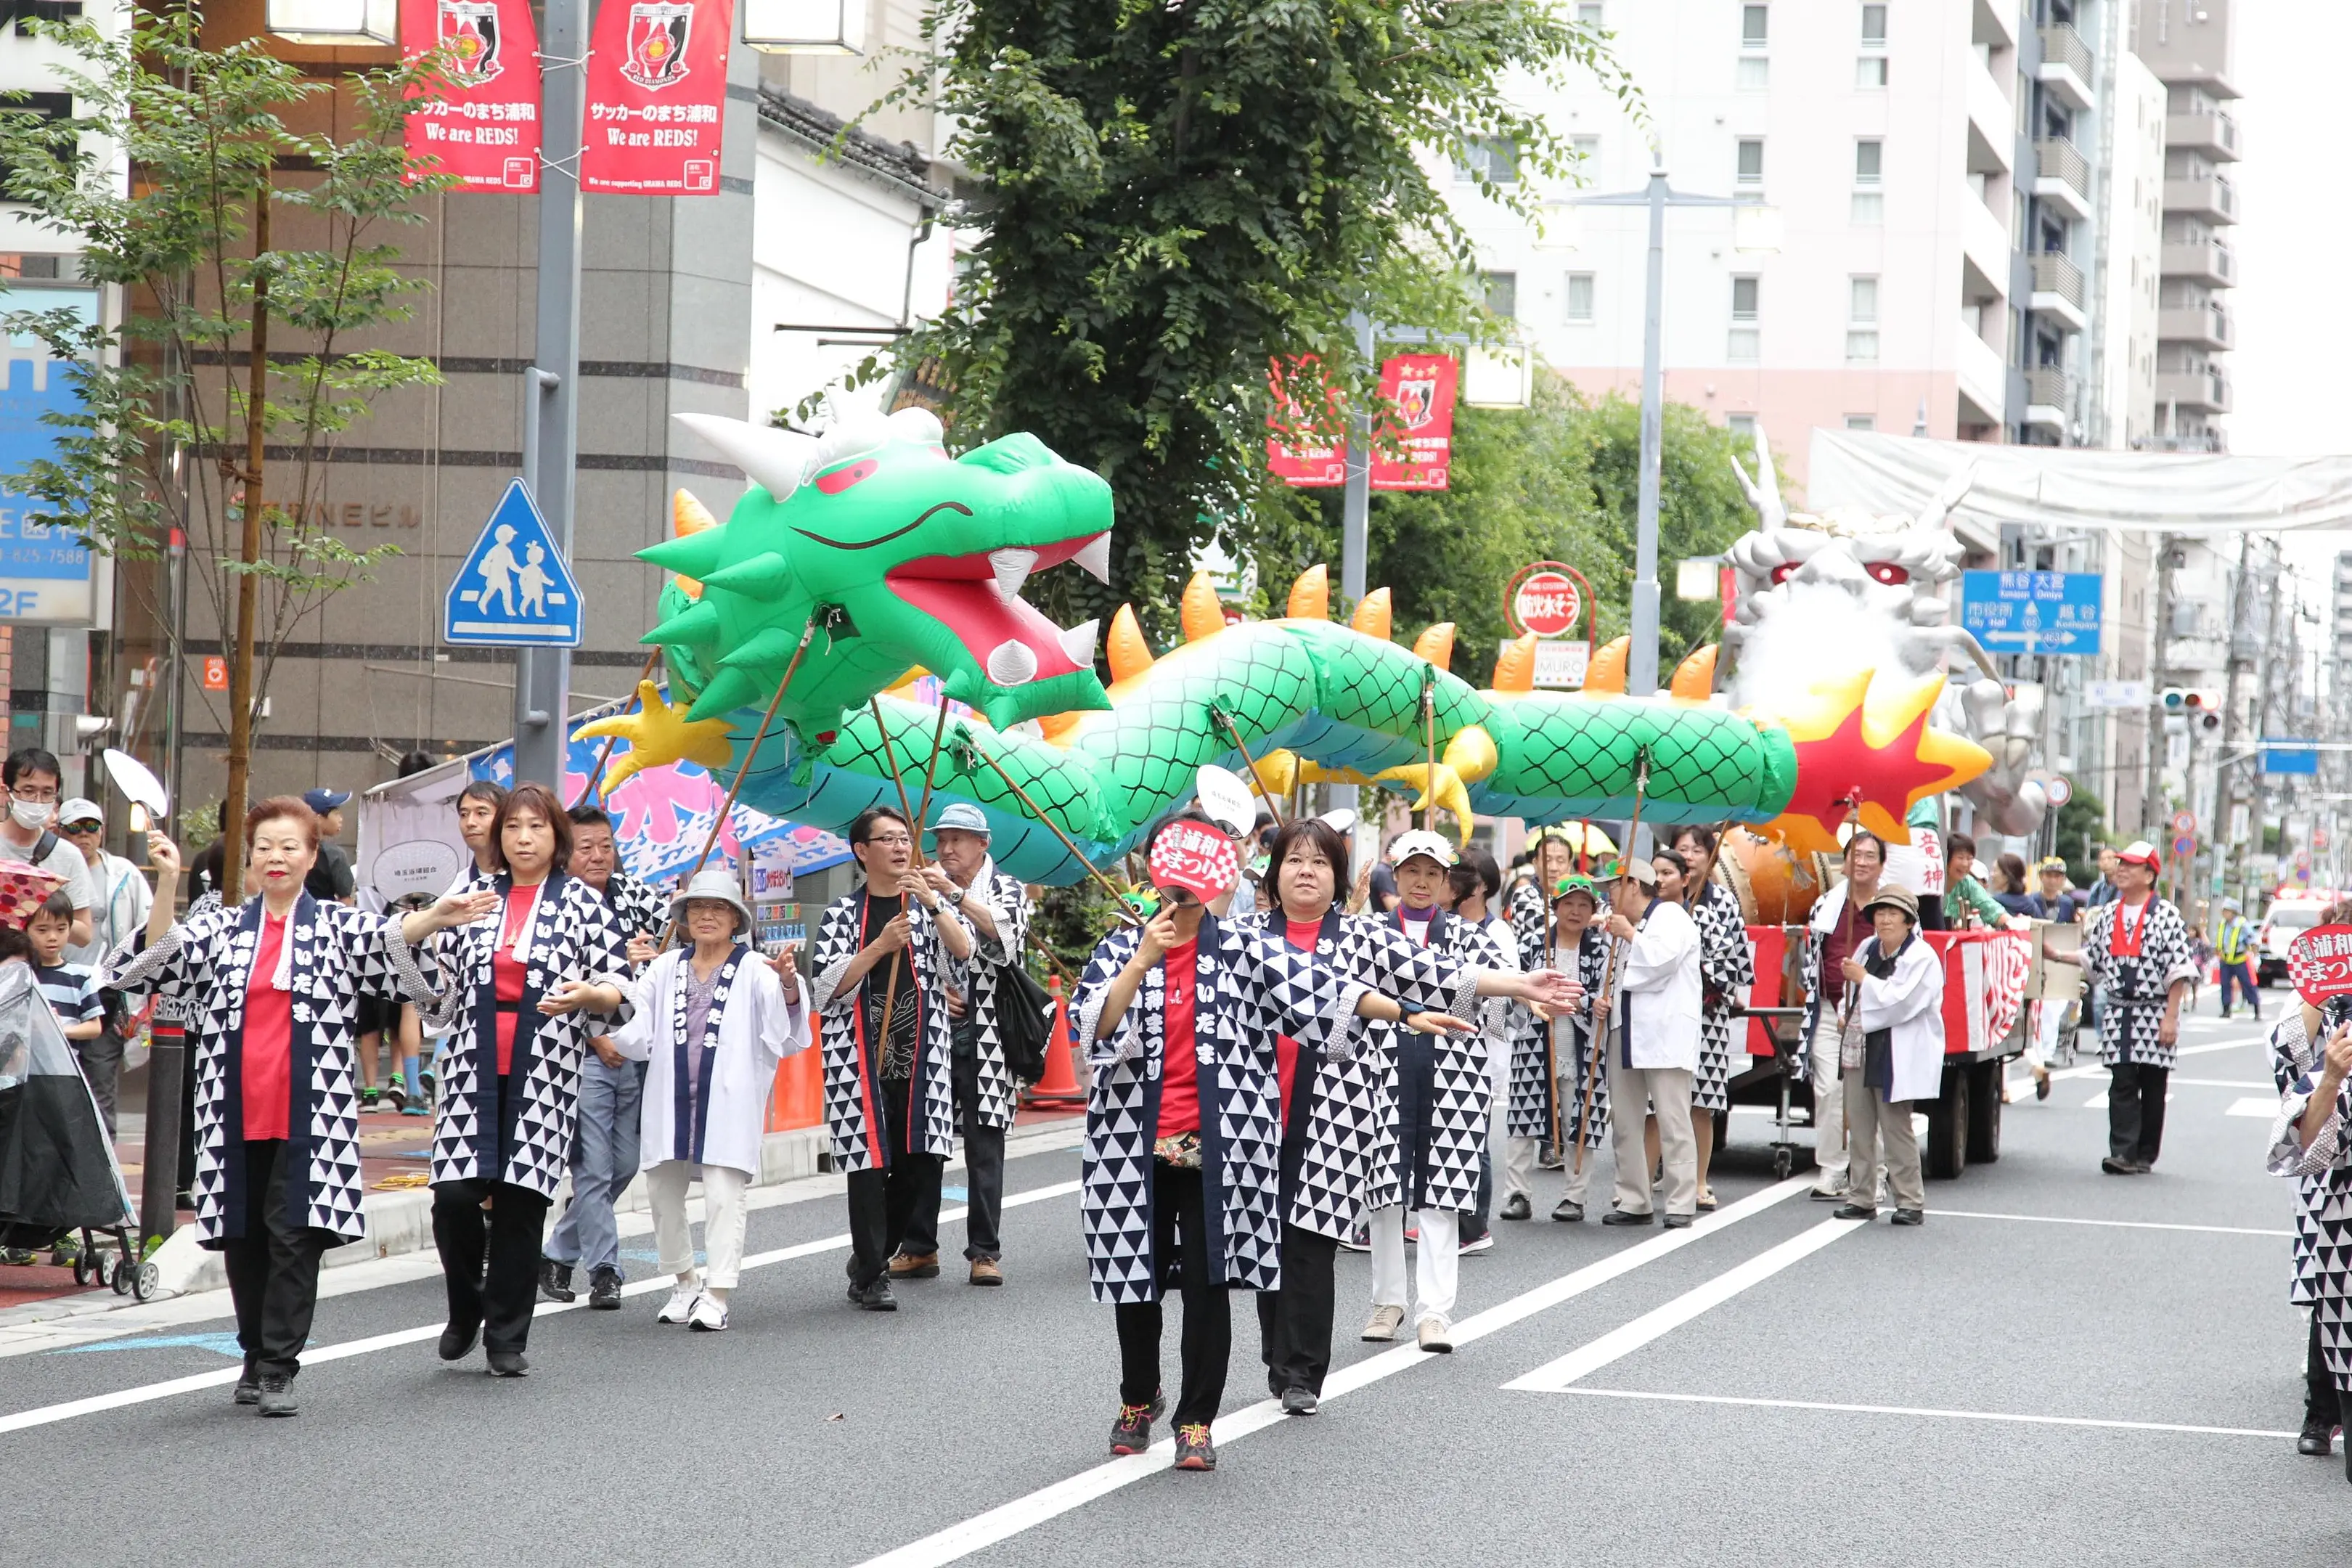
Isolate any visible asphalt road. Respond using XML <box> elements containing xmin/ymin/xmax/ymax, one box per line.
<box><xmin>4</xmin><ymin>1004</ymin><xmax>2345</xmax><ymax>1568</ymax></box>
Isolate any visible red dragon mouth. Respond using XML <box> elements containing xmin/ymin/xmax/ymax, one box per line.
<box><xmin>886</xmin><ymin>531</ymin><xmax>1110</xmax><ymax>687</ymax></box>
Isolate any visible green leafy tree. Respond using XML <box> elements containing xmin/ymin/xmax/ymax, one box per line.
<box><xmin>2056</xmin><ymin>787</ymin><xmax>2108</xmax><ymax>887</ymax></box>
<box><xmin>859</xmin><ymin>0</ymin><xmax>1633</xmax><ymax>642</ymax></box>
<box><xmin>0</xmin><ymin>11</ymin><xmax>449</xmax><ymax>829</ymax></box>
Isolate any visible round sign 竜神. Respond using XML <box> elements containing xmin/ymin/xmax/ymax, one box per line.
<box><xmin>1506</xmin><ymin>563</ymin><xmax>1584</xmax><ymax>639</ymax></box>
<box><xmin>2287</xmin><ymin>924</ymin><xmax>2352</xmax><ymax>1006</ymax></box>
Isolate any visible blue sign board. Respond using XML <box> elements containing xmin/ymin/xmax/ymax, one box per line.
<box><xmin>2261</xmin><ymin>744</ymin><xmax>2321</xmax><ymax>776</ymax></box>
<box><xmin>443</xmin><ymin>478</ymin><xmax>582</xmax><ymax>647</ymax></box>
<box><xmin>0</xmin><ymin>288</ymin><xmax>99</xmax><ymax>625</ymax></box>
<box><xmin>1959</xmin><ymin>570</ymin><xmax>2103</xmax><ymax>656</ymax></box>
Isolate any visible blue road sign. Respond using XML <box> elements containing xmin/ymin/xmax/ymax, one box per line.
<box><xmin>1959</xmin><ymin>570</ymin><xmax>2103</xmax><ymax>656</ymax></box>
<box><xmin>0</xmin><ymin>287</ymin><xmax>100</xmax><ymax>624</ymax></box>
<box><xmin>2261</xmin><ymin>744</ymin><xmax>2320</xmax><ymax>776</ymax></box>
<box><xmin>443</xmin><ymin>479</ymin><xmax>581</xmax><ymax>648</ymax></box>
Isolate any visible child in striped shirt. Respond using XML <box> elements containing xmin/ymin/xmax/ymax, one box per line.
<box><xmin>4</xmin><ymin>891</ymin><xmax>105</xmax><ymax>1267</ymax></box>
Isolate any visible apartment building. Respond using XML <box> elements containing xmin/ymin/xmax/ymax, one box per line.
<box><xmin>2133</xmin><ymin>0</ymin><xmax>2239</xmax><ymax>451</ymax></box>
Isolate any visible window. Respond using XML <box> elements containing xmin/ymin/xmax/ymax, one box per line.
<box><xmin>1571</xmin><ymin>134</ymin><xmax>1600</xmax><ymax>167</ymax></box>
<box><xmin>1845</xmin><ymin>415</ymin><xmax>1877</xmax><ymax>431</ymax></box>
<box><xmin>1482</xmin><ymin>271</ymin><xmax>1518</xmax><ymax>319</ymax></box>
<box><xmin>9</xmin><ymin>1</ymin><xmax>79</xmax><ymax>36</ymax></box>
<box><xmin>1851</xmin><ymin>138</ymin><xmax>1883</xmax><ymax>224</ymax></box>
<box><xmin>1738</xmin><ymin>3</ymin><xmax>1768</xmax><ymax>88</ymax></box>
<box><xmin>1860</xmin><ymin>4</ymin><xmax>1887</xmax><ymax>46</ymax></box>
<box><xmin>1576</xmin><ymin>1</ymin><xmax>1604</xmax><ymax>24</ymax></box>
<box><xmin>1727</xmin><ymin>414</ymin><xmax>1758</xmax><ymax>440</ymax></box>
<box><xmin>1729</xmin><ymin>276</ymin><xmax>1760</xmax><ymax>361</ymax></box>
<box><xmin>0</xmin><ymin>92</ymin><xmax>73</xmax><ymax>203</ymax></box>
<box><xmin>1736</xmin><ymin>138</ymin><xmax>1765</xmax><ymax>188</ymax></box>
<box><xmin>1453</xmin><ymin>136</ymin><xmax>1519</xmax><ymax>186</ymax></box>
<box><xmin>1847</xmin><ymin>276</ymin><xmax>1879</xmax><ymax>362</ymax></box>
<box><xmin>1856</xmin><ymin>56</ymin><xmax>1889</xmax><ymax>88</ymax></box>
<box><xmin>1564</xmin><ymin>271</ymin><xmax>1596</xmax><ymax>323</ymax></box>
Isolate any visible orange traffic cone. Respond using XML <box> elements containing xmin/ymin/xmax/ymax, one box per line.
<box><xmin>1022</xmin><ymin>974</ymin><xmax>1086</xmax><ymax>1110</ymax></box>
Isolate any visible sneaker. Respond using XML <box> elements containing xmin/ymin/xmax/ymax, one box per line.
<box><xmin>689</xmin><ymin>1294</ymin><xmax>729</xmax><ymax>1332</ymax></box>
<box><xmin>1537</xmin><ymin>1143</ymin><xmax>1564</xmax><ymax>1171</ymax></box>
<box><xmin>1</xmin><ymin>1247</ymin><xmax>36</xmax><ymax>1265</ymax></box>
<box><xmin>486</xmin><ymin>1350</ymin><xmax>529</xmax><ymax>1378</ymax></box>
<box><xmin>1171</xmin><ymin>1423</ymin><xmax>1217</xmax><ymax>1471</ymax></box>
<box><xmin>889</xmin><ymin>1251</ymin><xmax>941</xmax><ymax>1280</ymax></box>
<box><xmin>1416</xmin><ymin>1315</ymin><xmax>1453</xmax><ymax>1353</ymax></box>
<box><xmin>587</xmin><ymin>1266</ymin><xmax>624</xmax><ymax>1310</ymax></box>
<box><xmin>418</xmin><ymin>1066</ymin><xmax>437</xmax><ymax>1103</ymax></box>
<box><xmin>1551</xmin><ymin>1199</ymin><xmax>1585</xmax><ymax>1222</ymax></box>
<box><xmin>1458</xmin><ymin>1230</ymin><xmax>1495</xmax><ymax>1255</ymax></box>
<box><xmin>1280</xmin><ymin>1386</ymin><xmax>1318</xmax><ymax>1416</ymax></box>
<box><xmin>1338</xmin><ymin>1221</ymin><xmax>1371</xmax><ymax>1254</ymax></box>
<box><xmin>380</xmin><ymin>1082</ymin><xmax>409</xmax><ymax>1114</ymax></box>
<box><xmin>49</xmin><ymin>1236</ymin><xmax>79</xmax><ymax>1267</ymax></box>
<box><xmin>538</xmin><ymin>1258</ymin><xmax>576</xmax><ymax>1304</ymax></box>
<box><xmin>1808</xmin><ymin>1185</ymin><xmax>1849</xmax><ymax>1202</ymax></box>
<box><xmin>969</xmin><ymin>1257</ymin><xmax>1005</xmax><ymax>1286</ymax></box>
<box><xmin>853</xmin><ymin>1279</ymin><xmax>897</xmax><ymax>1312</ymax></box>
<box><xmin>657</xmin><ymin>1283</ymin><xmax>701</xmax><ymax>1324</ymax></box>
<box><xmin>359</xmin><ymin>1087</ymin><xmax>381</xmax><ymax>1110</ymax></box>
<box><xmin>437</xmin><ymin>1320</ymin><xmax>480</xmax><ymax>1362</ymax></box>
<box><xmin>1109</xmin><ymin>1399</ymin><xmax>1157</xmax><ymax>1455</ymax></box>
<box><xmin>399</xmin><ymin>1101</ymin><xmax>430</xmax><ymax>1116</ymax></box>
<box><xmin>1500</xmin><ymin>1193</ymin><xmax>1532</xmax><ymax>1222</ymax></box>
<box><xmin>1403</xmin><ymin>1225</ymin><xmax>1419</xmax><ymax>1246</ymax></box>
<box><xmin>1361</xmin><ymin>1304</ymin><xmax>1406</xmax><ymax>1342</ymax></box>
<box><xmin>257</xmin><ymin>1373</ymin><xmax>299</xmax><ymax>1416</ymax></box>
<box><xmin>234</xmin><ymin>1365</ymin><xmax>261</xmax><ymax>1406</ymax></box>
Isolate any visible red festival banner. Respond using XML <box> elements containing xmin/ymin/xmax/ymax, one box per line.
<box><xmin>1368</xmin><ymin>353</ymin><xmax>1455</xmax><ymax>491</ymax></box>
<box><xmin>1266</xmin><ymin>356</ymin><xmax>1346</xmax><ymax>488</ymax></box>
<box><xmin>581</xmin><ymin>0</ymin><xmax>733</xmax><ymax>196</ymax></box>
<box><xmin>401</xmin><ymin>0</ymin><xmax>543</xmax><ymax>194</ymax></box>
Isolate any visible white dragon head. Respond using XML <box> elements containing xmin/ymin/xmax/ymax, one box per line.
<box><xmin>1719</xmin><ymin>425</ymin><xmax>2049</xmax><ymax>838</ymax></box>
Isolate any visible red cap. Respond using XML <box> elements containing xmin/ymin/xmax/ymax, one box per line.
<box><xmin>2115</xmin><ymin>839</ymin><xmax>2161</xmax><ymax>873</ymax></box>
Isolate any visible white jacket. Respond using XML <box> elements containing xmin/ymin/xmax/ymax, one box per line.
<box><xmin>1611</xmin><ymin>899</ymin><xmax>1702</xmax><ymax>1072</ymax></box>
<box><xmin>1849</xmin><ymin>933</ymin><xmax>1946</xmax><ymax>1103</ymax></box>
<box><xmin>613</xmin><ymin>946</ymin><xmax>811</xmax><ymax>1177</ymax></box>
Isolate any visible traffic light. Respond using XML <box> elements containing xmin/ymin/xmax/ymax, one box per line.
<box><xmin>2161</xmin><ymin>688</ymin><xmax>2224</xmax><ymax>731</ymax></box>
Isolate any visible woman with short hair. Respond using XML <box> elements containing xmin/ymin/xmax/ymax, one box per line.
<box><xmin>1672</xmin><ymin>827</ymin><xmax>1755</xmax><ymax>1212</ymax></box>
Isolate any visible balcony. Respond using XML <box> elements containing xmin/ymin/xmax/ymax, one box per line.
<box><xmin>2023</xmin><ymin>367</ymin><xmax>2074</xmax><ymax>430</ymax></box>
<box><xmin>2163</xmin><ymin>173</ymin><xmax>2239</xmax><ymax>224</ymax></box>
<box><xmin>2157</xmin><ymin>303</ymin><xmax>2233</xmax><ymax>349</ymax></box>
<box><xmin>2032</xmin><ymin>138</ymin><xmax>2091</xmax><ymax>221</ymax></box>
<box><xmin>1966</xmin><ymin>56</ymin><xmax>2012</xmax><ymax>173</ymax></box>
<box><xmin>2165</xmin><ymin>110</ymin><xmax>2241</xmax><ymax>161</ymax></box>
<box><xmin>1956</xmin><ymin>321</ymin><xmax>2006</xmax><ymax>428</ymax></box>
<box><xmin>2146</xmin><ymin>428</ymin><xmax>2229</xmax><ymax>454</ymax></box>
<box><xmin>2036</xmin><ymin>24</ymin><xmax>2094</xmax><ymax>110</ymax></box>
<box><xmin>2029</xmin><ymin>252</ymin><xmax>2086</xmax><ymax>331</ymax></box>
<box><xmin>1961</xmin><ymin>194</ymin><xmax>2011</xmax><ymax>301</ymax></box>
<box><xmin>2160</xmin><ymin>237</ymin><xmax>2234</xmax><ymax>285</ymax></box>
<box><xmin>2157</xmin><ymin>368</ymin><xmax>2231</xmax><ymax>413</ymax></box>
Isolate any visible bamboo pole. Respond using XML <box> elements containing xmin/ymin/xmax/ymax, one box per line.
<box><xmin>960</xmin><ymin>732</ymin><xmax>1142</xmax><ymax>926</ymax></box>
<box><xmin>1209</xmin><ymin>704</ymin><xmax>1285</xmax><ymax>825</ymax></box>
<box><xmin>1572</xmin><ymin>751</ymin><xmax>1651</xmax><ymax>1178</ymax></box>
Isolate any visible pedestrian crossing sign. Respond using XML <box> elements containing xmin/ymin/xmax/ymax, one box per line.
<box><xmin>443</xmin><ymin>478</ymin><xmax>583</xmax><ymax>648</ymax></box>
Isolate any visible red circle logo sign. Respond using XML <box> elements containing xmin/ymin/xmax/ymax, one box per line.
<box><xmin>2287</xmin><ymin>924</ymin><xmax>2352</xmax><ymax>1006</ymax></box>
<box><xmin>1514</xmin><ymin>571</ymin><xmax>1582</xmax><ymax>637</ymax></box>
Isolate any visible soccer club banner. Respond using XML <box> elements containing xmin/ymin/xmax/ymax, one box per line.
<box><xmin>1265</xmin><ymin>356</ymin><xmax>1346</xmax><ymax>488</ymax></box>
<box><xmin>401</xmin><ymin>0</ymin><xmax>542</xmax><ymax>193</ymax></box>
<box><xmin>1369</xmin><ymin>353</ymin><xmax>1456</xmax><ymax>491</ymax></box>
<box><xmin>582</xmin><ymin>0</ymin><xmax>732</xmax><ymax>196</ymax></box>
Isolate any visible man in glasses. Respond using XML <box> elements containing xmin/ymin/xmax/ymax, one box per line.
<box><xmin>2</xmin><ymin>746</ymin><xmax>94</xmax><ymax>949</ymax></box>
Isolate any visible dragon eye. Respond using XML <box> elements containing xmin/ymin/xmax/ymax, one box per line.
<box><xmin>814</xmin><ymin>459</ymin><xmax>879</xmax><ymax>496</ymax></box>
<box><xmin>1865</xmin><ymin>561</ymin><xmax>1910</xmax><ymax>586</ymax></box>
<box><xmin>1768</xmin><ymin>562</ymin><xmax>1798</xmax><ymax>584</ymax></box>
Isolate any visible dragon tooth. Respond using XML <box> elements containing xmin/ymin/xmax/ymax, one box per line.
<box><xmin>985</xmin><ymin>638</ymin><xmax>1039</xmax><ymax>686</ymax></box>
<box><xmin>1059</xmin><ymin>618</ymin><xmax>1099</xmax><ymax>667</ymax></box>
<box><xmin>989</xmin><ymin>547</ymin><xmax>1038</xmax><ymax>600</ymax></box>
<box><xmin>1072</xmin><ymin>533</ymin><xmax>1111</xmax><ymax>584</ymax></box>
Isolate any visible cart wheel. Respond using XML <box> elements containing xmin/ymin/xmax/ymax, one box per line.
<box><xmin>131</xmin><ymin>1260</ymin><xmax>159</xmax><ymax>1302</ymax></box>
<box><xmin>108</xmin><ymin>1257</ymin><xmax>130</xmax><ymax>1294</ymax></box>
<box><xmin>1773</xmin><ymin>1146</ymin><xmax>1794</xmax><ymax>1180</ymax></box>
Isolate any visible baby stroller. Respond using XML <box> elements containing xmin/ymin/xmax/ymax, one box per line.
<box><xmin>0</xmin><ymin>959</ymin><xmax>154</xmax><ymax>1299</ymax></box>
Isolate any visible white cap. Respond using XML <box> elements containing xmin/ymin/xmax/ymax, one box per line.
<box><xmin>57</xmin><ymin>797</ymin><xmax>102</xmax><ymax>828</ymax></box>
<box><xmin>1193</xmin><ymin>764</ymin><xmax>1257</xmax><ymax>840</ymax></box>
<box><xmin>1318</xmin><ymin>807</ymin><xmax>1357</xmax><ymax>836</ymax></box>
<box><xmin>1387</xmin><ymin>828</ymin><xmax>1456</xmax><ymax>869</ymax></box>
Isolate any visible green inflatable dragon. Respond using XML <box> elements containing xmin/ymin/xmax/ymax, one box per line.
<box><xmin>586</xmin><ymin>411</ymin><xmax>1992</xmax><ymax>885</ymax></box>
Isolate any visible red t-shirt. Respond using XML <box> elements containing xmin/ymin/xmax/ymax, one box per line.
<box><xmin>1158</xmin><ymin>939</ymin><xmax>1201</xmax><ymax>1138</ymax></box>
<box><xmin>242</xmin><ymin>913</ymin><xmax>293</xmax><ymax>1142</ymax></box>
<box><xmin>492</xmin><ymin>884</ymin><xmax>542</xmax><ymax>1076</ymax></box>
<box><xmin>1273</xmin><ymin>918</ymin><xmax>1323</xmax><ymax>1124</ymax></box>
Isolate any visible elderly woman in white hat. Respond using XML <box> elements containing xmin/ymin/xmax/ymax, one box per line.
<box><xmin>608</xmin><ymin>867</ymin><xmax>809</xmax><ymax>1331</ymax></box>
<box><xmin>1833</xmin><ymin>883</ymin><xmax>1941</xmax><ymax>1226</ymax></box>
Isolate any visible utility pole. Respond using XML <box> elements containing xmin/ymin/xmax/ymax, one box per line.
<box><xmin>2218</xmin><ymin>532</ymin><xmax>2255</xmax><ymax>899</ymax></box>
<box><xmin>1333</xmin><ymin>309</ymin><xmax>1373</xmax><ymax>865</ymax></box>
<box><xmin>510</xmin><ymin>0</ymin><xmax>587</xmax><ymax>788</ymax></box>
<box><xmin>2144</xmin><ymin>534</ymin><xmax>2173</xmax><ymax>842</ymax></box>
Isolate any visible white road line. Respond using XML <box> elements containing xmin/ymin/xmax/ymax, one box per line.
<box><xmin>854</xmin><ymin>1178</ymin><xmax>1814</xmax><ymax>1568</ymax></box>
<box><xmin>1928</xmin><ymin>1209</ymin><xmax>2291</xmax><ymax>1238</ymax></box>
<box><xmin>2170</xmin><ymin>1077</ymin><xmax>2272</xmax><ymax>1089</ymax></box>
<box><xmin>2226</xmin><ymin>1096</ymin><xmax>2279</xmax><ymax>1118</ymax></box>
<box><xmin>1542</xmin><ymin>1386</ymin><xmax>2296</xmax><ymax>1440</ymax></box>
<box><xmin>0</xmin><ymin>1179</ymin><xmax>1082</xmax><ymax>1438</ymax></box>
<box><xmin>1502</xmin><ymin>1216</ymin><xmax>1863</xmax><ymax>1392</ymax></box>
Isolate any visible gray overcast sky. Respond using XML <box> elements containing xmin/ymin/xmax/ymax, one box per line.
<box><xmin>2228</xmin><ymin>0</ymin><xmax>2348</xmax><ymax>581</ymax></box>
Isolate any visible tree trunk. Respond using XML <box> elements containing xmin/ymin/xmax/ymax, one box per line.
<box><xmin>223</xmin><ymin>196</ymin><xmax>269</xmax><ymax>841</ymax></box>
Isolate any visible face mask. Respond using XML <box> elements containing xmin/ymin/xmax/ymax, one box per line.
<box><xmin>10</xmin><ymin>799</ymin><xmax>49</xmax><ymax>832</ymax></box>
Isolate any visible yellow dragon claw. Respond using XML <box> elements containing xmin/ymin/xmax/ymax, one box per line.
<box><xmin>575</xmin><ymin>680</ymin><xmax>736</xmax><ymax>796</ymax></box>
<box><xmin>1246</xmin><ymin>748</ymin><xmax>1299</xmax><ymax>802</ymax></box>
<box><xmin>1373</xmin><ymin>761</ymin><xmax>1475</xmax><ymax>846</ymax></box>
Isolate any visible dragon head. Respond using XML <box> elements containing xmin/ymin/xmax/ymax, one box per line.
<box><xmin>640</xmin><ymin>408</ymin><xmax>1114</xmax><ymax>737</ymax></box>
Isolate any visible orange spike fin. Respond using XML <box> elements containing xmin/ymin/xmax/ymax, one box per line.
<box><xmin>1669</xmin><ymin>644</ymin><xmax>1718</xmax><ymax>701</ymax></box>
<box><xmin>1107</xmin><ymin>604</ymin><xmax>1154</xmax><ymax>685</ymax></box>
<box><xmin>1349</xmin><ymin>587</ymin><xmax>1392</xmax><ymax>640</ymax></box>
<box><xmin>1492</xmin><ymin>632</ymin><xmax>1538</xmax><ymax>693</ymax></box>
<box><xmin>1287</xmin><ymin>564</ymin><xmax>1328</xmax><ymax>621</ymax></box>
<box><xmin>671</xmin><ymin>489</ymin><xmax>718</xmax><ymax>598</ymax></box>
<box><xmin>1413</xmin><ymin>621</ymin><xmax>1455</xmax><ymax>672</ymax></box>
<box><xmin>1181</xmin><ymin>571</ymin><xmax>1225</xmax><ymax>643</ymax></box>
<box><xmin>1583</xmin><ymin>635</ymin><xmax>1630</xmax><ymax>694</ymax></box>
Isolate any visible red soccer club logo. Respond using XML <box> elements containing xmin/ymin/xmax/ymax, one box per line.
<box><xmin>2288</xmin><ymin>924</ymin><xmax>2352</xmax><ymax>1006</ymax></box>
<box><xmin>438</xmin><ymin>0</ymin><xmax>503</xmax><ymax>84</ymax></box>
<box><xmin>622</xmin><ymin>0</ymin><xmax>694</xmax><ymax>91</ymax></box>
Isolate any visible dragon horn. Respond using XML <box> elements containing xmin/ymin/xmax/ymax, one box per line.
<box><xmin>1729</xmin><ymin>423</ymin><xmax>1787</xmax><ymax>532</ymax></box>
<box><xmin>671</xmin><ymin>489</ymin><xmax>717</xmax><ymax>598</ymax></box>
<box><xmin>1492</xmin><ymin>632</ymin><xmax>1537</xmax><ymax>693</ymax></box>
<box><xmin>1916</xmin><ymin>460</ymin><xmax>1978</xmax><ymax>532</ymax></box>
<box><xmin>1181</xmin><ymin>571</ymin><xmax>1225</xmax><ymax>643</ymax></box>
<box><xmin>1288</xmin><ymin>564</ymin><xmax>1328</xmax><ymax>620</ymax></box>
<box><xmin>1351</xmin><ymin>587</ymin><xmax>1392</xmax><ymax>640</ymax></box>
<box><xmin>1107</xmin><ymin>604</ymin><xmax>1154</xmax><ymax>685</ymax></box>
<box><xmin>1412</xmin><ymin>621</ymin><xmax>1454</xmax><ymax>671</ymax></box>
<box><xmin>674</xmin><ymin>412</ymin><xmax>815</xmax><ymax>502</ymax></box>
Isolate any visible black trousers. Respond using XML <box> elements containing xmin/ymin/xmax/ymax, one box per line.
<box><xmin>221</xmin><ymin>1138</ymin><xmax>329</xmax><ymax>1379</ymax></box>
<box><xmin>846</xmin><ymin>1077</ymin><xmax>942</xmax><ymax>1288</ymax></box>
<box><xmin>2311</xmin><ymin>1308</ymin><xmax>2339</xmax><ymax>1419</ymax></box>
<box><xmin>431</xmin><ymin>1177</ymin><xmax>553</xmax><ymax>1355</ymax></box>
<box><xmin>900</xmin><ymin>1045</ymin><xmax>1005</xmax><ymax>1262</ymax></box>
<box><xmin>1255</xmin><ymin>1223</ymin><xmax>1339</xmax><ymax>1397</ymax></box>
<box><xmin>2107</xmin><ymin>1061</ymin><xmax>2170</xmax><ymax>1164</ymax></box>
<box><xmin>1115</xmin><ymin>1161</ymin><xmax>1229</xmax><ymax>1430</ymax></box>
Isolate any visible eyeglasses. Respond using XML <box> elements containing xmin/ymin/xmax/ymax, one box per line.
<box><xmin>9</xmin><ymin>785</ymin><xmax>57</xmax><ymax>804</ymax></box>
<box><xmin>861</xmin><ymin>833</ymin><xmax>913</xmax><ymax>848</ymax></box>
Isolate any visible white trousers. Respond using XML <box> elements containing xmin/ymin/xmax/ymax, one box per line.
<box><xmin>645</xmin><ymin>1160</ymin><xmax>751</xmax><ymax>1290</ymax></box>
<box><xmin>1808</xmin><ymin>1016</ymin><xmax>1849</xmax><ymax>1188</ymax></box>
<box><xmin>1368</xmin><ymin>1206</ymin><xmax>1458</xmax><ymax>1326</ymax></box>
<box><xmin>1607</xmin><ymin>1060</ymin><xmax>1696</xmax><ymax>1218</ymax></box>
